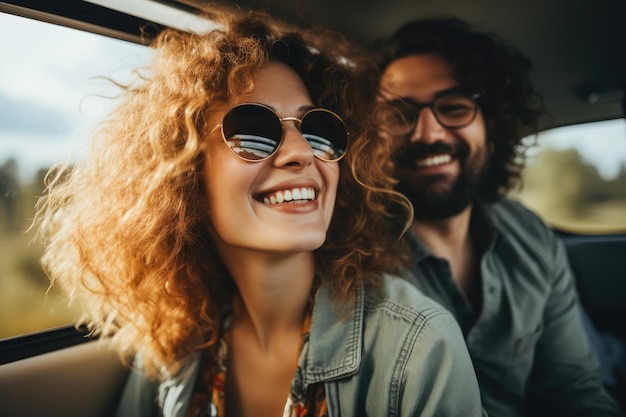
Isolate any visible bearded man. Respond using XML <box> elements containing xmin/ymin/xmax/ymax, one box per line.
<box><xmin>375</xmin><ymin>17</ymin><xmax>624</xmax><ymax>417</ymax></box>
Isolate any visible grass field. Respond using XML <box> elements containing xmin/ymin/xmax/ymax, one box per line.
<box><xmin>0</xmin><ymin>182</ymin><xmax>81</xmax><ymax>340</ymax></box>
<box><xmin>514</xmin><ymin>193</ymin><xmax>626</xmax><ymax>234</ymax></box>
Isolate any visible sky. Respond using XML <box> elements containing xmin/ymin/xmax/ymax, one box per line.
<box><xmin>1</xmin><ymin>11</ymin><xmax>625</xmax><ymax>183</ymax></box>
<box><xmin>0</xmin><ymin>12</ymin><xmax>150</xmax><ymax>182</ymax></box>
<box><xmin>530</xmin><ymin>121</ymin><xmax>626</xmax><ymax>179</ymax></box>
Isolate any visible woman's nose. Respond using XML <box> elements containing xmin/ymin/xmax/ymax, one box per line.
<box><xmin>273</xmin><ymin>121</ymin><xmax>315</xmax><ymax>167</ymax></box>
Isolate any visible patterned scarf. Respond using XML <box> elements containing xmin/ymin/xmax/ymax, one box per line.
<box><xmin>185</xmin><ymin>310</ymin><xmax>327</xmax><ymax>417</ymax></box>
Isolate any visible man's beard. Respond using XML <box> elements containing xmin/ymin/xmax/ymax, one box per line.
<box><xmin>393</xmin><ymin>140</ymin><xmax>488</xmax><ymax>221</ymax></box>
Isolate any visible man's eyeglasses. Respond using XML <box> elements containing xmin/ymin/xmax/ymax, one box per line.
<box><xmin>210</xmin><ymin>103</ymin><xmax>349</xmax><ymax>162</ymax></box>
<box><xmin>387</xmin><ymin>89</ymin><xmax>481</xmax><ymax>132</ymax></box>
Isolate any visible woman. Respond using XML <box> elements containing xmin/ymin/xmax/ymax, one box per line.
<box><xmin>36</xmin><ymin>9</ymin><xmax>483</xmax><ymax>417</ymax></box>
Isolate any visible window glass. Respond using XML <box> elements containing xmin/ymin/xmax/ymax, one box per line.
<box><xmin>0</xmin><ymin>12</ymin><xmax>151</xmax><ymax>339</ymax></box>
<box><xmin>513</xmin><ymin>119</ymin><xmax>626</xmax><ymax>233</ymax></box>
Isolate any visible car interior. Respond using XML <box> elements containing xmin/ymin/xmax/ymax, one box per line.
<box><xmin>0</xmin><ymin>0</ymin><xmax>624</xmax><ymax>416</ymax></box>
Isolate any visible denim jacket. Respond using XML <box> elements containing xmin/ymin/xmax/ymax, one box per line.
<box><xmin>116</xmin><ymin>274</ymin><xmax>485</xmax><ymax>417</ymax></box>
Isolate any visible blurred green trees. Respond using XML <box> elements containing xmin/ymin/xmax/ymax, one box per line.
<box><xmin>515</xmin><ymin>147</ymin><xmax>626</xmax><ymax>231</ymax></box>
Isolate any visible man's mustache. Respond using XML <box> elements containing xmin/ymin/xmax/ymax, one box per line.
<box><xmin>393</xmin><ymin>141</ymin><xmax>470</xmax><ymax>168</ymax></box>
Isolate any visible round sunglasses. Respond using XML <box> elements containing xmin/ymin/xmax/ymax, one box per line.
<box><xmin>210</xmin><ymin>103</ymin><xmax>349</xmax><ymax>162</ymax></box>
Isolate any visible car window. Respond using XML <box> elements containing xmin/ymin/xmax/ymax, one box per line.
<box><xmin>513</xmin><ymin>119</ymin><xmax>626</xmax><ymax>233</ymax></box>
<box><xmin>0</xmin><ymin>12</ymin><xmax>151</xmax><ymax>339</ymax></box>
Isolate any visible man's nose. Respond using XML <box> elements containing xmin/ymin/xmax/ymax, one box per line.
<box><xmin>410</xmin><ymin>107</ymin><xmax>446</xmax><ymax>144</ymax></box>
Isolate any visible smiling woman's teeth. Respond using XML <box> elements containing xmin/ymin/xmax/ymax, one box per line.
<box><xmin>263</xmin><ymin>187</ymin><xmax>316</xmax><ymax>205</ymax></box>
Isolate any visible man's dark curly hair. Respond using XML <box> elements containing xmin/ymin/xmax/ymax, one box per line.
<box><xmin>374</xmin><ymin>17</ymin><xmax>546</xmax><ymax>201</ymax></box>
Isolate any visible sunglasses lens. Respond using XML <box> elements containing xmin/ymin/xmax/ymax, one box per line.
<box><xmin>222</xmin><ymin>104</ymin><xmax>282</xmax><ymax>161</ymax></box>
<box><xmin>300</xmin><ymin>110</ymin><xmax>348</xmax><ymax>161</ymax></box>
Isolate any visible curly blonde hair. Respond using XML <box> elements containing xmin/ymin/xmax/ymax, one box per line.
<box><xmin>36</xmin><ymin>10</ymin><xmax>412</xmax><ymax>379</ymax></box>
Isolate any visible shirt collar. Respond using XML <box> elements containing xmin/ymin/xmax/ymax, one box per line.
<box><xmin>408</xmin><ymin>203</ymin><xmax>501</xmax><ymax>264</ymax></box>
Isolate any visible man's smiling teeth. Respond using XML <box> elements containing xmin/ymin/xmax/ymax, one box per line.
<box><xmin>263</xmin><ymin>187</ymin><xmax>316</xmax><ymax>205</ymax></box>
<box><xmin>416</xmin><ymin>154</ymin><xmax>452</xmax><ymax>167</ymax></box>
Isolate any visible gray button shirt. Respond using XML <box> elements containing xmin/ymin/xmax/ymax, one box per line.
<box><xmin>405</xmin><ymin>198</ymin><xmax>624</xmax><ymax>416</ymax></box>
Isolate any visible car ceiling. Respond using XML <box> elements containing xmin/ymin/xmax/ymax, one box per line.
<box><xmin>1</xmin><ymin>0</ymin><xmax>624</xmax><ymax>131</ymax></box>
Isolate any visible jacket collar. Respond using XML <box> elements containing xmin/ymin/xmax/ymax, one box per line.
<box><xmin>158</xmin><ymin>283</ymin><xmax>366</xmax><ymax>415</ymax></box>
<box><xmin>297</xmin><ymin>282</ymin><xmax>364</xmax><ymax>385</ymax></box>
